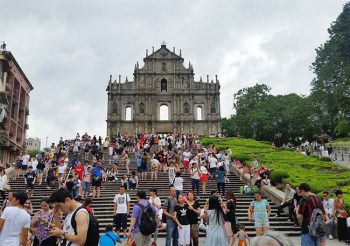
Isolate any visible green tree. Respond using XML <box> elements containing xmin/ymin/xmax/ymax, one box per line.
<box><xmin>310</xmin><ymin>3</ymin><xmax>350</xmax><ymax>134</ymax></box>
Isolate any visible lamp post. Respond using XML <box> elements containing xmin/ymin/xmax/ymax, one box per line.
<box><xmin>46</xmin><ymin>137</ymin><xmax>48</xmax><ymax>149</ymax></box>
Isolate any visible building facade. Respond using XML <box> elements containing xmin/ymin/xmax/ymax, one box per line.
<box><xmin>26</xmin><ymin>137</ymin><xmax>41</xmax><ymax>151</ymax></box>
<box><xmin>0</xmin><ymin>49</ymin><xmax>33</xmax><ymax>167</ymax></box>
<box><xmin>106</xmin><ymin>44</ymin><xmax>221</xmax><ymax>136</ymax></box>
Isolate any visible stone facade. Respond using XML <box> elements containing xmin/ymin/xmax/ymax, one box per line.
<box><xmin>106</xmin><ymin>44</ymin><xmax>221</xmax><ymax>136</ymax></box>
<box><xmin>26</xmin><ymin>137</ymin><xmax>41</xmax><ymax>151</ymax></box>
<box><xmin>0</xmin><ymin>49</ymin><xmax>33</xmax><ymax>167</ymax></box>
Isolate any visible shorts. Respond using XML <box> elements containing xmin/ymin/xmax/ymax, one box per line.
<box><xmin>114</xmin><ymin>213</ymin><xmax>128</xmax><ymax>230</ymax></box>
<box><xmin>92</xmin><ymin>177</ymin><xmax>102</xmax><ymax>187</ymax></box>
<box><xmin>140</xmin><ymin>166</ymin><xmax>148</xmax><ymax>173</ymax></box>
<box><xmin>254</xmin><ymin>218</ymin><xmax>269</xmax><ymax>228</ymax></box>
<box><xmin>37</xmin><ymin>169</ymin><xmax>44</xmax><ymax>174</ymax></box>
<box><xmin>82</xmin><ymin>181</ymin><xmax>91</xmax><ymax>192</ymax></box>
<box><xmin>16</xmin><ymin>162</ymin><xmax>22</xmax><ymax>169</ymax></box>
<box><xmin>21</xmin><ymin>165</ymin><xmax>28</xmax><ymax>171</ymax></box>
<box><xmin>125</xmin><ymin>159</ymin><xmax>130</xmax><ymax>165</ymax></box>
<box><xmin>26</xmin><ymin>183</ymin><xmax>34</xmax><ymax>190</ymax></box>
<box><xmin>183</xmin><ymin>160</ymin><xmax>190</xmax><ymax>169</ymax></box>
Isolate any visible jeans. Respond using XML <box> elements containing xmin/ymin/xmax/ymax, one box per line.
<box><xmin>301</xmin><ymin>233</ymin><xmax>320</xmax><ymax>246</ymax></box>
<box><xmin>191</xmin><ymin>179</ymin><xmax>200</xmax><ymax>195</ymax></box>
<box><xmin>166</xmin><ymin>219</ymin><xmax>179</xmax><ymax>246</ymax></box>
<box><xmin>326</xmin><ymin>215</ymin><xmax>334</xmax><ymax>236</ymax></box>
<box><xmin>209</xmin><ymin>167</ymin><xmax>217</xmax><ymax>179</ymax></box>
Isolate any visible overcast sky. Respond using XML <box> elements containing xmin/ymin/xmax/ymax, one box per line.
<box><xmin>0</xmin><ymin>0</ymin><xmax>347</xmax><ymax>147</ymax></box>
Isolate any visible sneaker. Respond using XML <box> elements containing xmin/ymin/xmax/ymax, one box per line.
<box><xmin>329</xmin><ymin>235</ymin><xmax>333</xmax><ymax>240</ymax></box>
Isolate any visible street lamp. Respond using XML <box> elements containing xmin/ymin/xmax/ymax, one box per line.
<box><xmin>46</xmin><ymin>137</ymin><xmax>48</xmax><ymax>149</ymax></box>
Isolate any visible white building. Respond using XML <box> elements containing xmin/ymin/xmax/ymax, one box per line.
<box><xmin>26</xmin><ymin>137</ymin><xmax>41</xmax><ymax>151</ymax></box>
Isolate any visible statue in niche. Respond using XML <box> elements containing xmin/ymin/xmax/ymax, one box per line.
<box><xmin>139</xmin><ymin>103</ymin><xmax>145</xmax><ymax>114</ymax></box>
<box><xmin>161</xmin><ymin>79</ymin><xmax>167</xmax><ymax>92</ymax></box>
<box><xmin>162</xmin><ymin>62</ymin><xmax>167</xmax><ymax>72</ymax></box>
<box><xmin>184</xmin><ymin>103</ymin><xmax>190</xmax><ymax>113</ymax></box>
<box><xmin>112</xmin><ymin>102</ymin><xmax>117</xmax><ymax>114</ymax></box>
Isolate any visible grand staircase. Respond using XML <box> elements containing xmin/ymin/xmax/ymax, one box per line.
<box><xmin>3</xmin><ymin>150</ymin><xmax>300</xmax><ymax>237</ymax></box>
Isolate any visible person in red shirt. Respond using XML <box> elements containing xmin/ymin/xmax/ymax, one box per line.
<box><xmin>74</xmin><ymin>162</ymin><xmax>85</xmax><ymax>179</ymax></box>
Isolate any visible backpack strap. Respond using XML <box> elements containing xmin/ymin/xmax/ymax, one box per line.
<box><xmin>67</xmin><ymin>206</ymin><xmax>86</xmax><ymax>246</ymax></box>
<box><xmin>105</xmin><ymin>233</ymin><xmax>117</xmax><ymax>245</ymax></box>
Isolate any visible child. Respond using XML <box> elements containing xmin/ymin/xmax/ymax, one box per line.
<box><xmin>174</xmin><ymin>194</ymin><xmax>190</xmax><ymax>246</ymax></box>
<box><xmin>24</xmin><ymin>166</ymin><xmax>36</xmax><ymax>197</ymax></box>
<box><xmin>231</xmin><ymin>224</ymin><xmax>249</xmax><ymax>246</ymax></box>
<box><xmin>173</xmin><ymin>172</ymin><xmax>184</xmax><ymax>196</ymax></box>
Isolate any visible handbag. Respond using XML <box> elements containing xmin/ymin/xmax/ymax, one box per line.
<box><xmin>3</xmin><ymin>184</ymin><xmax>10</xmax><ymax>191</ymax></box>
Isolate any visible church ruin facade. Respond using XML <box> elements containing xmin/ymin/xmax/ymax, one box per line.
<box><xmin>106</xmin><ymin>44</ymin><xmax>221</xmax><ymax>136</ymax></box>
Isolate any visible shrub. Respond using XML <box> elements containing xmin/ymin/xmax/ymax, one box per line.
<box><xmin>233</xmin><ymin>153</ymin><xmax>251</xmax><ymax>162</ymax></box>
<box><xmin>269</xmin><ymin>170</ymin><xmax>290</xmax><ymax>185</ymax></box>
<box><xmin>319</xmin><ymin>156</ymin><xmax>331</xmax><ymax>162</ymax></box>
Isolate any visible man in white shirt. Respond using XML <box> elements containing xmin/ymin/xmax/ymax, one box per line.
<box><xmin>49</xmin><ymin>188</ymin><xmax>90</xmax><ymax>246</ymax></box>
<box><xmin>275</xmin><ymin>183</ymin><xmax>296</xmax><ymax>221</ymax></box>
<box><xmin>108</xmin><ymin>145</ymin><xmax>114</xmax><ymax>165</ymax></box>
<box><xmin>21</xmin><ymin>152</ymin><xmax>30</xmax><ymax>174</ymax></box>
<box><xmin>0</xmin><ymin>192</ymin><xmax>30</xmax><ymax>246</ymax></box>
<box><xmin>208</xmin><ymin>154</ymin><xmax>218</xmax><ymax>180</ymax></box>
<box><xmin>322</xmin><ymin>191</ymin><xmax>335</xmax><ymax>240</ymax></box>
<box><xmin>113</xmin><ymin>186</ymin><xmax>131</xmax><ymax>240</ymax></box>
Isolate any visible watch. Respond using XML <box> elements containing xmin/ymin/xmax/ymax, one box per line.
<box><xmin>61</xmin><ymin>232</ymin><xmax>67</xmax><ymax>240</ymax></box>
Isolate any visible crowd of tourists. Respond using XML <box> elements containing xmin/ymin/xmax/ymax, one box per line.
<box><xmin>0</xmin><ymin>132</ymin><xmax>348</xmax><ymax>246</ymax></box>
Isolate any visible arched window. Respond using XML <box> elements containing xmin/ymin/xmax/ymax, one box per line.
<box><xmin>112</xmin><ymin>102</ymin><xmax>117</xmax><ymax>114</ymax></box>
<box><xmin>160</xmin><ymin>105</ymin><xmax>169</xmax><ymax>120</ymax></box>
<box><xmin>125</xmin><ymin>106</ymin><xmax>132</xmax><ymax>121</ymax></box>
<box><xmin>197</xmin><ymin>106</ymin><xmax>203</xmax><ymax>120</ymax></box>
<box><xmin>184</xmin><ymin>103</ymin><xmax>190</xmax><ymax>113</ymax></box>
<box><xmin>139</xmin><ymin>103</ymin><xmax>145</xmax><ymax>114</ymax></box>
<box><xmin>161</xmin><ymin>78</ymin><xmax>167</xmax><ymax>92</ymax></box>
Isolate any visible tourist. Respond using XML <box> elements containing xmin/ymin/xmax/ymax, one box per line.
<box><xmin>190</xmin><ymin>162</ymin><xmax>201</xmax><ymax>197</ymax></box>
<box><xmin>127</xmin><ymin>190</ymin><xmax>158</xmax><ymax>246</ymax></box>
<box><xmin>208</xmin><ymin>153</ymin><xmax>218</xmax><ymax>180</ymax></box>
<box><xmin>130</xmin><ymin>171</ymin><xmax>139</xmax><ymax>190</ymax></box>
<box><xmin>200</xmin><ymin>160</ymin><xmax>209</xmax><ymax>193</ymax></box>
<box><xmin>224</xmin><ymin>153</ymin><xmax>230</xmax><ymax>174</ymax></box>
<box><xmin>168</xmin><ymin>161</ymin><xmax>176</xmax><ymax>185</ymax></box>
<box><xmin>21</xmin><ymin>151</ymin><xmax>30</xmax><ymax>174</ymax></box>
<box><xmin>99</xmin><ymin>225</ymin><xmax>121</xmax><ymax>246</ymax></box>
<box><xmin>0</xmin><ymin>168</ymin><xmax>8</xmax><ymax>200</ymax></box>
<box><xmin>203</xmin><ymin>195</ymin><xmax>228</xmax><ymax>246</ymax></box>
<box><xmin>0</xmin><ymin>192</ymin><xmax>30</xmax><ymax>246</ymax></box>
<box><xmin>57</xmin><ymin>162</ymin><xmax>66</xmax><ymax>187</ymax></box>
<box><xmin>217</xmin><ymin>166</ymin><xmax>226</xmax><ymax>196</ymax></box>
<box><xmin>149</xmin><ymin>188</ymin><xmax>161</xmax><ymax>246</ymax></box>
<box><xmin>91</xmin><ymin>162</ymin><xmax>102</xmax><ymax>198</ymax></box>
<box><xmin>135</xmin><ymin>153</ymin><xmax>142</xmax><ymax>177</ymax></box>
<box><xmin>322</xmin><ymin>191</ymin><xmax>334</xmax><ymax>240</ymax></box>
<box><xmin>141</xmin><ymin>151</ymin><xmax>149</xmax><ymax>181</ymax></box>
<box><xmin>36</xmin><ymin>159</ymin><xmax>45</xmax><ymax>185</ymax></box>
<box><xmin>49</xmin><ymin>188</ymin><xmax>90</xmax><ymax>246</ymax></box>
<box><xmin>24</xmin><ymin>193</ymin><xmax>33</xmax><ymax>214</ymax></box>
<box><xmin>255</xmin><ymin>163</ymin><xmax>271</xmax><ymax>187</ymax></box>
<box><xmin>24</xmin><ymin>166</ymin><xmax>36</xmax><ymax>197</ymax></box>
<box><xmin>185</xmin><ymin>191</ymin><xmax>201</xmax><ymax>246</ymax></box>
<box><xmin>31</xmin><ymin>197</ymin><xmax>60</xmax><ymax>246</ymax></box>
<box><xmin>231</xmin><ymin>224</ymin><xmax>249</xmax><ymax>246</ymax></box>
<box><xmin>15</xmin><ymin>155</ymin><xmax>22</xmax><ymax>179</ymax></box>
<box><xmin>275</xmin><ymin>183</ymin><xmax>296</xmax><ymax>221</ymax></box>
<box><xmin>173</xmin><ymin>172</ymin><xmax>184</xmax><ymax>196</ymax></box>
<box><xmin>74</xmin><ymin>162</ymin><xmax>85</xmax><ymax>180</ymax></box>
<box><xmin>163</xmin><ymin>186</ymin><xmax>179</xmax><ymax>246</ymax></box>
<box><xmin>250</xmin><ymin>231</ymin><xmax>293</xmax><ymax>246</ymax></box>
<box><xmin>332</xmin><ymin>189</ymin><xmax>348</xmax><ymax>242</ymax></box>
<box><xmin>174</xmin><ymin>194</ymin><xmax>191</xmax><ymax>246</ymax></box>
<box><xmin>248</xmin><ymin>192</ymin><xmax>271</xmax><ymax>236</ymax></box>
<box><xmin>46</xmin><ymin>162</ymin><xmax>56</xmax><ymax>189</ymax></box>
<box><xmin>82</xmin><ymin>166</ymin><xmax>92</xmax><ymax>198</ymax></box>
<box><xmin>108</xmin><ymin>145</ymin><xmax>114</xmax><ymax>166</ymax></box>
<box><xmin>121</xmin><ymin>174</ymin><xmax>130</xmax><ymax>190</ymax></box>
<box><xmin>292</xmin><ymin>186</ymin><xmax>302</xmax><ymax>227</ymax></box>
<box><xmin>71</xmin><ymin>173</ymin><xmax>81</xmax><ymax>199</ymax></box>
<box><xmin>297</xmin><ymin>183</ymin><xmax>328</xmax><ymax>246</ymax></box>
<box><xmin>124</xmin><ymin>150</ymin><xmax>130</xmax><ymax>174</ymax></box>
<box><xmin>182</xmin><ymin>149</ymin><xmax>192</xmax><ymax>174</ymax></box>
<box><xmin>150</xmin><ymin>155</ymin><xmax>160</xmax><ymax>181</ymax></box>
<box><xmin>223</xmin><ymin>191</ymin><xmax>238</xmax><ymax>238</ymax></box>
<box><xmin>113</xmin><ymin>186</ymin><xmax>131</xmax><ymax>240</ymax></box>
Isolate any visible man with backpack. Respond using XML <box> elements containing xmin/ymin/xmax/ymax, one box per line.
<box><xmin>49</xmin><ymin>188</ymin><xmax>99</xmax><ymax>246</ymax></box>
<box><xmin>297</xmin><ymin>183</ymin><xmax>329</xmax><ymax>246</ymax></box>
<box><xmin>127</xmin><ymin>190</ymin><xmax>158</xmax><ymax>246</ymax></box>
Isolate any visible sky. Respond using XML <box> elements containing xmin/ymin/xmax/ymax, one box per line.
<box><xmin>0</xmin><ymin>0</ymin><xmax>347</xmax><ymax>147</ymax></box>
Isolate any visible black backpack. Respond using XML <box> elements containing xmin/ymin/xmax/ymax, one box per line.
<box><xmin>69</xmin><ymin>206</ymin><xmax>100</xmax><ymax>246</ymax></box>
<box><xmin>135</xmin><ymin>202</ymin><xmax>157</xmax><ymax>235</ymax></box>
